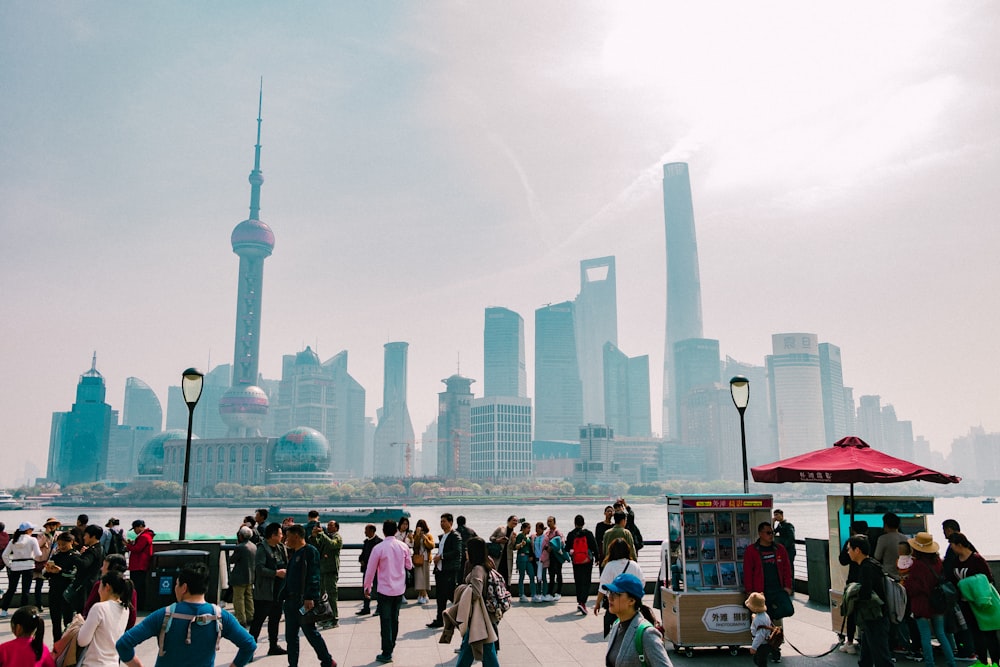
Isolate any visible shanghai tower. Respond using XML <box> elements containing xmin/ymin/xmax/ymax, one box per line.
<box><xmin>662</xmin><ymin>162</ymin><xmax>704</xmax><ymax>440</ymax></box>
<box><xmin>220</xmin><ymin>86</ymin><xmax>274</xmax><ymax>438</ymax></box>
<box><xmin>373</xmin><ymin>342</ymin><xmax>416</xmax><ymax>478</ymax></box>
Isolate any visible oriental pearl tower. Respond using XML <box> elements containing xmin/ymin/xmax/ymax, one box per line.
<box><xmin>219</xmin><ymin>85</ymin><xmax>274</xmax><ymax>437</ymax></box>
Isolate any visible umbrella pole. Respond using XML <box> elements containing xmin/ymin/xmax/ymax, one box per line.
<box><xmin>849</xmin><ymin>482</ymin><xmax>855</xmax><ymax>525</ymax></box>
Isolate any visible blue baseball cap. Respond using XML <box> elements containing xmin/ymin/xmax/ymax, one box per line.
<box><xmin>605</xmin><ymin>572</ymin><xmax>644</xmax><ymax>600</ymax></box>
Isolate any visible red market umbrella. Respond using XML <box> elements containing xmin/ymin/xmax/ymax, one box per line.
<box><xmin>751</xmin><ymin>436</ymin><xmax>961</xmax><ymax>520</ymax></box>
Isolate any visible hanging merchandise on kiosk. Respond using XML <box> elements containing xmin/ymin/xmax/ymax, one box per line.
<box><xmin>660</xmin><ymin>494</ymin><xmax>774</xmax><ymax>658</ymax></box>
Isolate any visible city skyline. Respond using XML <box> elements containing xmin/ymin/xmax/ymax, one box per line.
<box><xmin>3</xmin><ymin>3</ymin><xmax>999</xmax><ymax>486</ymax></box>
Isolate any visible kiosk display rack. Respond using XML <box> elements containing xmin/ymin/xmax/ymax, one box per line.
<box><xmin>661</xmin><ymin>494</ymin><xmax>774</xmax><ymax>657</ymax></box>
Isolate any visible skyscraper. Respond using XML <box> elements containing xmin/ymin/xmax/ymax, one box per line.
<box><xmin>437</xmin><ymin>374</ymin><xmax>475</xmax><ymax>480</ymax></box>
<box><xmin>372</xmin><ymin>342</ymin><xmax>415</xmax><ymax>478</ymax></box>
<box><xmin>534</xmin><ymin>301</ymin><xmax>582</xmax><ymax>441</ymax></box>
<box><xmin>47</xmin><ymin>354</ymin><xmax>116</xmax><ymax>485</ymax></box>
<box><xmin>766</xmin><ymin>333</ymin><xmax>826</xmax><ymax>458</ymax></box>
<box><xmin>818</xmin><ymin>343</ymin><xmax>848</xmax><ymax>445</ymax></box>
<box><xmin>222</xmin><ymin>87</ymin><xmax>274</xmax><ymax>437</ymax></box>
<box><xmin>575</xmin><ymin>424</ymin><xmax>617</xmax><ymax>486</ymax></box>
<box><xmin>483</xmin><ymin>307</ymin><xmax>526</xmax><ymax>398</ymax></box>
<box><xmin>673</xmin><ymin>338</ymin><xmax>721</xmax><ymax>438</ymax></box>
<box><xmin>420</xmin><ymin>419</ymin><xmax>438</xmax><ymax>477</ymax></box>
<box><xmin>272</xmin><ymin>347</ymin><xmax>366</xmax><ymax>477</ymax></box>
<box><xmin>662</xmin><ymin>163</ymin><xmax>704</xmax><ymax>440</ymax></box>
<box><xmin>122</xmin><ymin>377</ymin><xmax>163</xmax><ymax>431</ymax></box>
<box><xmin>602</xmin><ymin>343</ymin><xmax>651</xmax><ymax>437</ymax></box>
<box><xmin>575</xmin><ymin>256</ymin><xmax>618</xmax><ymax>424</ymax></box>
<box><xmin>470</xmin><ymin>395</ymin><xmax>531</xmax><ymax>481</ymax></box>
<box><xmin>856</xmin><ymin>395</ymin><xmax>882</xmax><ymax>449</ymax></box>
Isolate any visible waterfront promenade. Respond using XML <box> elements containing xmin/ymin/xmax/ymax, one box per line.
<box><xmin>4</xmin><ymin>595</ymin><xmax>861</xmax><ymax>666</ymax></box>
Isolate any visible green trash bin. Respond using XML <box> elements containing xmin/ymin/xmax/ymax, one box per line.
<box><xmin>805</xmin><ymin>538</ymin><xmax>831</xmax><ymax>605</ymax></box>
<box><xmin>150</xmin><ymin>549</ymin><xmax>210</xmax><ymax>609</ymax></box>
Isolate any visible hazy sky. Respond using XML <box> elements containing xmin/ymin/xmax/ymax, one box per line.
<box><xmin>2</xmin><ymin>2</ymin><xmax>998</xmax><ymax>487</ymax></box>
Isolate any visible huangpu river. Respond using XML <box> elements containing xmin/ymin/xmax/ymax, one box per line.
<box><xmin>2</xmin><ymin>495</ymin><xmax>997</xmax><ymax>553</ymax></box>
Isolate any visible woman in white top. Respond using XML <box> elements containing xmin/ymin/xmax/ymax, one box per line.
<box><xmin>77</xmin><ymin>571</ymin><xmax>133</xmax><ymax>667</ymax></box>
<box><xmin>594</xmin><ymin>538</ymin><xmax>645</xmax><ymax>637</ymax></box>
<box><xmin>396</xmin><ymin>516</ymin><xmax>415</xmax><ymax>603</ymax></box>
<box><xmin>1</xmin><ymin>521</ymin><xmax>43</xmax><ymax>614</ymax></box>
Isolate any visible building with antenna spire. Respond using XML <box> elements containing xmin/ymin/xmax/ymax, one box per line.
<box><xmin>220</xmin><ymin>83</ymin><xmax>274</xmax><ymax>438</ymax></box>
<box><xmin>47</xmin><ymin>353</ymin><xmax>117</xmax><ymax>485</ymax></box>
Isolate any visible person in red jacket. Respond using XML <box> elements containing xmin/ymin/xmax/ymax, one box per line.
<box><xmin>743</xmin><ymin>521</ymin><xmax>793</xmax><ymax>663</ymax></box>
<box><xmin>125</xmin><ymin>520</ymin><xmax>154</xmax><ymax>611</ymax></box>
<box><xmin>904</xmin><ymin>532</ymin><xmax>956</xmax><ymax>667</ymax></box>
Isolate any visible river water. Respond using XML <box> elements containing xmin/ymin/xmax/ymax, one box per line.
<box><xmin>4</xmin><ymin>495</ymin><xmax>997</xmax><ymax>553</ymax></box>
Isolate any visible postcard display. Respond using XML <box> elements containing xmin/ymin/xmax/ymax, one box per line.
<box><xmin>661</xmin><ymin>494</ymin><xmax>774</xmax><ymax>657</ymax></box>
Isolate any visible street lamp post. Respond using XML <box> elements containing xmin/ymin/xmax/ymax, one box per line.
<box><xmin>729</xmin><ymin>376</ymin><xmax>750</xmax><ymax>494</ymax></box>
<box><xmin>179</xmin><ymin>368</ymin><xmax>204</xmax><ymax>540</ymax></box>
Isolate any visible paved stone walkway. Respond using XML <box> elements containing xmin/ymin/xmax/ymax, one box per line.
<box><xmin>0</xmin><ymin>596</ymin><xmax>890</xmax><ymax>666</ymax></box>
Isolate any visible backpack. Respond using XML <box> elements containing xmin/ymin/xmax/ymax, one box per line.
<box><xmin>630</xmin><ymin>524</ymin><xmax>644</xmax><ymax>552</ymax></box>
<box><xmin>572</xmin><ymin>535</ymin><xmax>591</xmax><ymax>565</ymax></box>
<box><xmin>766</xmin><ymin>625</ymin><xmax>785</xmax><ymax>650</ymax></box>
<box><xmin>612</xmin><ymin>617</ymin><xmax>661</xmax><ymax>663</ymax></box>
<box><xmin>930</xmin><ymin>576</ymin><xmax>959</xmax><ymax>613</ymax></box>
<box><xmin>483</xmin><ymin>567</ymin><xmax>512</xmax><ymax>622</ymax></box>
<box><xmin>107</xmin><ymin>530</ymin><xmax>126</xmax><ymax>556</ymax></box>
<box><xmin>157</xmin><ymin>603</ymin><xmax>222</xmax><ymax>656</ymax></box>
<box><xmin>633</xmin><ymin>619</ymin><xmax>653</xmax><ymax>662</ymax></box>
<box><xmin>883</xmin><ymin>573</ymin><xmax>908</xmax><ymax>623</ymax></box>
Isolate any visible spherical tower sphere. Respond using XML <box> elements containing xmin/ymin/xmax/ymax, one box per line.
<box><xmin>218</xmin><ymin>385</ymin><xmax>269</xmax><ymax>432</ymax></box>
<box><xmin>137</xmin><ymin>429</ymin><xmax>192</xmax><ymax>475</ymax></box>
<box><xmin>231</xmin><ymin>219</ymin><xmax>275</xmax><ymax>257</ymax></box>
<box><xmin>272</xmin><ymin>427</ymin><xmax>331</xmax><ymax>473</ymax></box>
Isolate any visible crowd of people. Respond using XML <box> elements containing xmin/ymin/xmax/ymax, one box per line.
<box><xmin>0</xmin><ymin>502</ymin><xmax>994</xmax><ymax>667</ymax></box>
<box><xmin>826</xmin><ymin>513</ymin><xmax>1000</xmax><ymax>667</ymax></box>
<box><xmin>0</xmin><ymin>499</ymin><xmax>678</xmax><ymax>667</ymax></box>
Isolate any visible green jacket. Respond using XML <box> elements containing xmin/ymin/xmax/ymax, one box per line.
<box><xmin>602</xmin><ymin>525</ymin><xmax>637</xmax><ymax>561</ymax></box>
<box><xmin>310</xmin><ymin>530</ymin><xmax>343</xmax><ymax>576</ymax></box>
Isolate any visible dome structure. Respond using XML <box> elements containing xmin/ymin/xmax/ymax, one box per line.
<box><xmin>295</xmin><ymin>346</ymin><xmax>321</xmax><ymax>367</ymax></box>
<box><xmin>137</xmin><ymin>429</ymin><xmax>191</xmax><ymax>476</ymax></box>
<box><xmin>231</xmin><ymin>219</ymin><xmax>274</xmax><ymax>257</ymax></box>
<box><xmin>272</xmin><ymin>427</ymin><xmax>331</xmax><ymax>473</ymax></box>
<box><xmin>219</xmin><ymin>385</ymin><xmax>269</xmax><ymax>433</ymax></box>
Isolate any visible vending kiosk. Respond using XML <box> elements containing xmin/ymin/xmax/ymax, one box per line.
<box><xmin>827</xmin><ymin>495</ymin><xmax>934</xmax><ymax>633</ymax></box>
<box><xmin>660</xmin><ymin>494</ymin><xmax>774</xmax><ymax>657</ymax></box>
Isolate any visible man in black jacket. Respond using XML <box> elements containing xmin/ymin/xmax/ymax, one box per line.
<box><xmin>427</xmin><ymin>513</ymin><xmax>462</xmax><ymax>629</ymax></box>
<box><xmin>837</xmin><ymin>520</ymin><xmax>869</xmax><ymax>654</ymax></box>
<box><xmin>68</xmin><ymin>525</ymin><xmax>104</xmax><ymax>613</ymax></box>
<box><xmin>283</xmin><ymin>524</ymin><xmax>335</xmax><ymax>667</ymax></box>
<box><xmin>357</xmin><ymin>524</ymin><xmax>382</xmax><ymax>616</ymax></box>
<box><xmin>847</xmin><ymin>535</ymin><xmax>893</xmax><ymax>667</ymax></box>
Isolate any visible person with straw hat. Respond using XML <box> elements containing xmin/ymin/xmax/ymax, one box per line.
<box><xmin>746</xmin><ymin>592</ymin><xmax>776</xmax><ymax>667</ymax></box>
<box><xmin>904</xmin><ymin>532</ymin><xmax>956</xmax><ymax>667</ymax></box>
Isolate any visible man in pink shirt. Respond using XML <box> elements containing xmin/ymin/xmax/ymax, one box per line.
<box><xmin>363</xmin><ymin>520</ymin><xmax>413</xmax><ymax>664</ymax></box>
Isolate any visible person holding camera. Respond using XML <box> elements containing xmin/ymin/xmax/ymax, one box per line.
<box><xmin>488</xmin><ymin>516</ymin><xmax>519</xmax><ymax>585</ymax></box>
